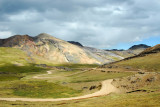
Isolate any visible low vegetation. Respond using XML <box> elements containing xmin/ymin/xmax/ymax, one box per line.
<box><xmin>54</xmin><ymin>63</ymin><xmax>99</xmax><ymax>68</ymax></box>
<box><xmin>116</xmin><ymin>53</ymin><xmax>160</xmax><ymax>72</ymax></box>
<box><xmin>0</xmin><ymin>64</ymin><xmax>48</xmax><ymax>81</ymax></box>
<box><xmin>0</xmin><ymin>47</ymin><xmax>29</xmax><ymax>65</ymax></box>
<box><xmin>1</xmin><ymin>92</ymin><xmax>160</xmax><ymax>107</ymax></box>
<box><xmin>0</xmin><ymin>74</ymin><xmax>23</xmax><ymax>81</ymax></box>
<box><xmin>0</xmin><ymin>47</ymin><xmax>160</xmax><ymax>106</ymax></box>
<box><xmin>12</xmin><ymin>81</ymin><xmax>81</xmax><ymax>98</ymax></box>
<box><xmin>68</xmin><ymin>71</ymin><xmax>133</xmax><ymax>83</ymax></box>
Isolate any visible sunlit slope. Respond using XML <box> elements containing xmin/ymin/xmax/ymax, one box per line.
<box><xmin>0</xmin><ymin>33</ymin><xmax>123</xmax><ymax>64</ymax></box>
<box><xmin>113</xmin><ymin>44</ymin><xmax>160</xmax><ymax>72</ymax></box>
<box><xmin>0</xmin><ymin>47</ymin><xmax>54</xmax><ymax>66</ymax></box>
<box><xmin>0</xmin><ymin>47</ymin><xmax>29</xmax><ymax>65</ymax></box>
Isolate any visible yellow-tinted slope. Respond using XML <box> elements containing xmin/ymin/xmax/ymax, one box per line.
<box><xmin>116</xmin><ymin>52</ymin><xmax>160</xmax><ymax>72</ymax></box>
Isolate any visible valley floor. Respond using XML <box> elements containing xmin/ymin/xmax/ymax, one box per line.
<box><xmin>0</xmin><ymin>64</ymin><xmax>160</xmax><ymax>107</ymax></box>
<box><xmin>0</xmin><ymin>70</ymin><xmax>119</xmax><ymax>102</ymax></box>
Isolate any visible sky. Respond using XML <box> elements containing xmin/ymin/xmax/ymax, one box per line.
<box><xmin>0</xmin><ymin>0</ymin><xmax>160</xmax><ymax>49</ymax></box>
<box><xmin>112</xmin><ymin>36</ymin><xmax>160</xmax><ymax>49</ymax></box>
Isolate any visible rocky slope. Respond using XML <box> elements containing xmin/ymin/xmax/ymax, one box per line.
<box><xmin>0</xmin><ymin>33</ymin><xmax>123</xmax><ymax>64</ymax></box>
<box><xmin>67</xmin><ymin>41</ymin><xmax>83</xmax><ymax>47</ymax></box>
<box><xmin>83</xmin><ymin>47</ymin><xmax>124</xmax><ymax>63</ymax></box>
<box><xmin>106</xmin><ymin>44</ymin><xmax>151</xmax><ymax>58</ymax></box>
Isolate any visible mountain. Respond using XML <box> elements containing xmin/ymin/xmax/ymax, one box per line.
<box><xmin>106</xmin><ymin>44</ymin><xmax>151</xmax><ymax>58</ymax></box>
<box><xmin>0</xmin><ymin>33</ymin><xmax>123</xmax><ymax>64</ymax></box>
<box><xmin>83</xmin><ymin>46</ymin><xmax>124</xmax><ymax>63</ymax></box>
<box><xmin>129</xmin><ymin>44</ymin><xmax>151</xmax><ymax>50</ymax></box>
<box><xmin>102</xmin><ymin>44</ymin><xmax>160</xmax><ymax>72</ymax></box>
<box><xmin>67</xmin><ymin>41</ymin><xmax>124</xmax><ymax>63</ymax></box>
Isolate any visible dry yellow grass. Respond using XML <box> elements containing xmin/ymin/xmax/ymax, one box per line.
<box><xmin>116</xmin><ymin>52</ymin><xmax>160</xmax><ymax>72</ymax></box>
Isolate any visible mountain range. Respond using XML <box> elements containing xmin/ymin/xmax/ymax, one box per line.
<box><xmin>105</xmin><ymin>44</ymin><xmax>151</xmax><ymax>58</ymax></box>
<box><xmin>102</xmin><ymin>43</ymin><xmax>160</xmax><ymax>72</ymax></box>
<box><xmin>0</xmin><ymin>33</ymin><xmax>125</xmax><ymax>64</ymax></box>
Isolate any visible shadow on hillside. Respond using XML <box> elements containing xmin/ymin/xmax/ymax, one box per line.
<box><xmin>0</xmin><ymin>64</ymin><xmax>48</xmax><ymax>81</ymax></box>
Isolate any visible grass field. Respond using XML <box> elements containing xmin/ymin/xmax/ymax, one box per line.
<box><xmin>68</xmin><ymin>70</ymin><xmax>133</xmax><ymax>83</ymax></box>
<box><xmin>115</xmin><ymin>52</ymin><xmax>160</xmax><ymax>72</ymax></box>
<box><xmin>0</xmin><ymin>47</ymin><xmax>160</xmax><ymax>106</ymax></box>
<box><xmin>0</xmin><ymin>92</ymin><xmax>160</xmax><ymax>107</ymax></box>
<box><xmin>53</xmin><ymin>63</ymin><xmax>99</xmax><ymax>68</ymax></box>
<box><xmin>0</xmin><ymin>47</ymin><xmax>102</xmax><ymax>98</ymax></box>
<box><xmin>8</xmin><ymin>81</ymin><xmax>81</xmax><ymax>98</ymax></box>
<box><xmin>0</xmin><ymin>47</ymin><xmax>29</xmax><ymax>65</ymax></box>
<box><xmin>0</xmin><ymin>65</ymin><xmax>133</xmax><ymax>99</ymax></box>
<box><xmin>0</xmin><ymin>64</ymin><xmax>48</xmax><ymax>81</ymax></box>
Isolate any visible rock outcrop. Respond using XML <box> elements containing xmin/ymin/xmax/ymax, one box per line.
<box><xmin>67</xmin><ymin>41</ymin><xmax>83</xmax><ymax>47</ymax></box>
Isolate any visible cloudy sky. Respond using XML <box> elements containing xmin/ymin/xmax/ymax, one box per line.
<box><xmin>0</xmin><ymin>0</ymin><xmax>160</xmax><ymax>49</ymax></box>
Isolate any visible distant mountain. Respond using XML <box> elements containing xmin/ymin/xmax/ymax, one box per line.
<box><xmin>105</xmin><ymin>44</ymin><xmax>151</xmax><ymax>58</ymax></box>
<box><xmin>67</xmin><ymin>41</ymin><xmax>83</xmax><ymax>47</ymax></box>
<box><xmin>102</xmin><ymin>44</ymin><xmax>160</xmax><ymax>72</ymax></box>
<box><xmin>108</xmin><ymin>44</ymin><xmax>160</xmax><ymax>64</ymax></box>
<box><xmin>129</xmin><ymin>44</ymin><xmax>151</xmax><ymax>50</ymax></box>
<box><xmin>0</xmin><ymin>33</ymin><xmax>123</xmax><ymax>64</ymax></box>
<box><xmin>83</xmin><ymin>46</ymin><xmax>124</xmax><ymax>63</ymax></box>
<box><xmin>105</xmin><ymin>49</ymin><xmax>124</xmax><ymax>51</ymax></box>
<box><xmin>139</xmin><ymin>44</ymin><xmax>160</xmax><ymax>55</ymax></box>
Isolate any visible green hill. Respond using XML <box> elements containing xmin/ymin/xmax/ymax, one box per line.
<box><xmin>103</xmin><ymin>44</ymin><xmax>160</xmax><ymax>72</ymax></box>
<box><xmin>116</xmin><ymin>52</ymin><xmax>160</xmax><ymax>72</ymax></box>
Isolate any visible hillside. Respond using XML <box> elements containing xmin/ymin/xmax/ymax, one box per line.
<box><xmin>0</xmin><ymin>42</ymin><xmax>159</xmax><ymax>107</ymax></box>
<box><xmin>0</xmin><ymin>33</ymin><xmax>123</xmax><ymax>64</ymax></box>
<box><xmin>139</xmin><ymin>44</ymin><xmax>160</xmax><ymax>55</ymax></box>
<box><xmin>103</xmin><ymin>44</ymin><xmax>160</xmax><ymax>72</ymax></box>
<box><xmin>106</xmin><ymin>44</ymin><xmax>151</xmax><ymax>58</ymax></box>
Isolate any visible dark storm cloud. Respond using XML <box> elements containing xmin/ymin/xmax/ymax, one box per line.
<box><xmin>0</xmin><ymin>0</ymin><xmax>160</xmax><ymax>48</ymax></box>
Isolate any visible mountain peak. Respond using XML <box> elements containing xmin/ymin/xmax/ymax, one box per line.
<box><xmin>37</xmin><ymin>33</ymin><xmax>52</xmax><ymax>38</ymax></box>
<box><xmin>36</xmin><ymin>33</ymin><xmax>63</xmax><ymax>42</ymax></box>
<box><xmin>129</xmin><ymin>44</ymin><xmax>151</xmax><ymax>50</ymax></box>
<box><xmin>8</xmin><ymin>34</ymin><xmax>31</xmax><ymax>39</ymax></box>
<box><xmin>0</xmin><ymin>34</ymin><xmax>34</xmax><ymax>47</ymax></box>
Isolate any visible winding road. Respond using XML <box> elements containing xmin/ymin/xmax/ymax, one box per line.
<box><xmin>0</xmin><ymin>70</ymin><xmax>118</xmax><ymax>102</ymax></box>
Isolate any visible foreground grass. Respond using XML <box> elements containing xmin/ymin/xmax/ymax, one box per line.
<box><xmin>0</xmin><ymin>80</ymin><xmax>81</xmax><ymax>98</ymax></box>
<box><xmin>0</xmin><ymin>64</ymin><xmax>48</xmax><ymax>81</ymax></box>
<box><xmin>0</xmin><ymin>74</ymin><xmax>23</xmax><ymax>81</ymax></box>
<box><xmin>12</xmin><ymin>81</ymin><xmax>81</xmax><ymax>98</ymax></box>
<box><xmin>116</xmin><ymin>52</ymin><xmax>160</xmax><ymax>72</ymax></box>
<box><xmin>0</xmin><ymin>92</ymin><xmax>159</xmax><ymax>107</ymax></box>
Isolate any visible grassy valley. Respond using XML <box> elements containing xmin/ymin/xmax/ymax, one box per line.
<box><xmin>117</xmin><ymin>53</ymin><xmax>160</xmax><ymax>72</ymax></box>
<box><xmin>0</xmin><ymin>44</ymin><xmax>160</xmax><ymax>107</ymax></box>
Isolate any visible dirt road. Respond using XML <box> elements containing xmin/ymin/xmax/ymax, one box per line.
<box><xmin>0</xmin><ymin>71</ymin><xmax>118</xmax><ymax>102</ymax></box>
<box><xmin>32</xmin><ymin>71</ymin><xmax>53</xmax><ymax>79</ymax></box>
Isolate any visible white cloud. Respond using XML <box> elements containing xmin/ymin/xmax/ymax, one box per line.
<box><xmin>0</xmin><ymin>31</ymin><xmax>13</xmax><ymax>38</ymax></box>
<box><xmin>8</xmin><ymin>10</ymin><xmax>41</xmax><ymax>22</ymax></box>
<box><xmin>0</xmin><ymin>0</ymin><xmax>160</xmax><ymax>48</ymax></box>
